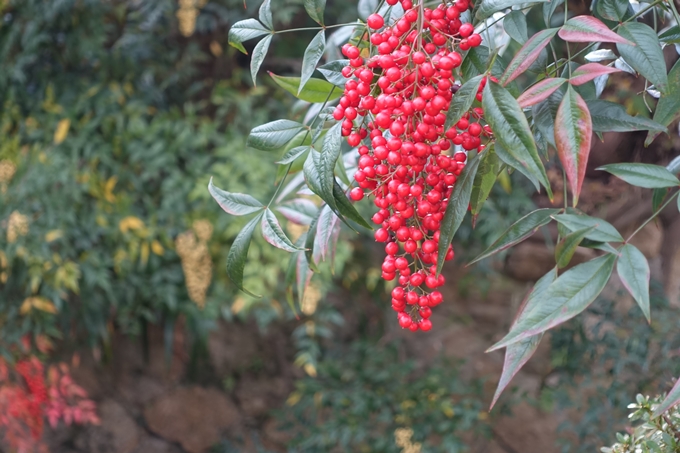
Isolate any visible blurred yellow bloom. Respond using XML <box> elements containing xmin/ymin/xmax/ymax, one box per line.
<box><xmin>45</xmin><ymin>230</ymin><xmax>63</xmax><ymax>242</ymax></box>
<box><xmin>210</xmin><ymin>41</ymin><xmax>223</xmax><ymax>56</ymax></box>
<box><xmin>286</xmin><ymin>391</ymin><xmax>302</xmax><ymax>406</ymax></box>
<box><xmin>140</xmin><ymin>241</ymin><xmax>150</xmax><ymax>266</ymax></box>
<box><xmin>151</xmin><ymin>240</ymin><xmax>164</xmax><ymax>256</ymax></box>
<box><xmin>119</xmin><ymin>216</ymin><xmax>144</xmax><ymax>233</ymax></box>
<box><xmin>303</xmin><ymin>363</ymin><xmax>317</xmax><ymax>377</ymax></box>
<box><xmin>20</xmin><ymin>297</ymin><xmax>57</xmax><ymax>315</ymax></box>
<box><xmin>7</xmin><ymin>211</ymin><xmax>29</xmax><ymax>243</ymax></box>
<box><xmin>104</xmin><ymin>176</ymin><xmax>117</xmax><ymax>203</ymax></box>
<box><xmin>54</xmin><ymin>119</ymin><xmax>70</xmax><ymax>144</ymax></box>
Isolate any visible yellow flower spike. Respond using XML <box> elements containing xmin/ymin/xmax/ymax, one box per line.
<box><xmin>151</xmin><ymin>240</ymin><xmax>164</xmax><ymax>256</ymax></box>
<box><xmin>104</xmin><ymin>176</ymin><xmax>117</xmax><ymax>203</ymax></box>
<box><xmin>45</xmin><ymin>230</ymin><xmax>63</xmax><ymax>243</ymax></box>
<box><xmin>20</xmin><ymin>297</ymin><xmax>57</xmax><ymax>315</ymax></box>
<box><xmin>140</xmin><ymin>242</ymin><xmax>150</xmax><ymax>266</ymax></box>
<box><xmin>7</xmin><ymin>211</ymin><xmax>29</xmax><ymax>243</ymax></box>
<box><xmin>53</xmin><ymin>119</ymin><xmax>71</xmax><ymax>144</ymax></box>
<box><xmin>286</xmin><ymin>391</ymin><xmax>302</xmax><ymax>406</ymax></box>
<box><xmin>304</xmin><ymin>363</ymin><xmax>318</xmax><ymax>377</ymax></box>
<box><xmin>119</xmin><ymin>216</ymin><xmax>144</xmax><ymax>234</ymax></box>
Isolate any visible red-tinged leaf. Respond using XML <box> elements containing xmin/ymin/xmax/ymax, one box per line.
<box><xmin>517</xmin><ymin>78</ymin><xmax>566</xmax><ymax>108</ymax></box>
<box><xmin>555</xmin><ymin>86</ymin><xmax>592</xmax><ymax>206</ymax></box>
<box><xmin>501</xmin><ymin>28</ymin><xmax>559</xmax><ymax>86</ymax></box>
<box><xmin>558</xmin><ymin>16</ymin><xmax>634</xmax><ymax>45</ymax></box>
<box><xmin>490</xmin><ymin>268</ymin><xmax>556</xmax><ymax>409</ymax></box>
<box><xmin>569</xmin><ymin>63</ymin><xmax>621</xmax><ymax>86</ymax></box>
<box><xmin>313</xmin><ymin>205</ymin><xmax>340</xmax><ymax>263</ymax></box>
<box><xmin>653</xmin><ymin>378</ymin><xmax>680</xmax><ymax>418</ymax></box>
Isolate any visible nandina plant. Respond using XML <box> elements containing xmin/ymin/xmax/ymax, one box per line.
<box><xmin>213</xmin><ymin>0</ymin><xmax>680</xmax><ymax>409</ymax></box>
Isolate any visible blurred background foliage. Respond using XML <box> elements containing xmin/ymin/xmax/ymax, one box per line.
<box><xmin>1</xmin><ymin>0</ymin><xmax>679</xmax><ymax>451</ymax></box>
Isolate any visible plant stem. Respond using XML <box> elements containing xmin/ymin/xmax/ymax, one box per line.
<box><xmin>625</xmin><ymin>190</ymin><xmax>679</xmax><ymax>243</ymax></box>
<box><xmin>275</xmin><ymin>23</ymin><xmax>361</xmax><ymax>34</ymax></box>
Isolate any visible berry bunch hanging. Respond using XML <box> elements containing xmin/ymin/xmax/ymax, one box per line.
<box><xmin>334</xmin><ymin>0</ymin><xmax>492</xmax><ymax>331</ymax></box>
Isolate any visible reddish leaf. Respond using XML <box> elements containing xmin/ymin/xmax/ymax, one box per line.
<box><xmin>501</xmin><ymin>28</ymin><xmax>559</xmax><ymax>86</ymax></box>
<box><xmin>653</xmin><ymin>377</ymin><xmax>680</xmax><ymax>418</ymax></box>
<box><xmin>558</xmin><ymin>16</ymin><xmax>634</xmax><ymax>45</ymax></box>
<box><xmin>555</xmin><ymin>86</ymin><xmax>592</xmax><ymax>206</ymax></box>
<box><xmin>569</xmin><ymin>63</ymin><xmax>621</xmax><ymax>86</ymax></box>
<box><xmin>517</xmin><ymin>77</ymin><xmax>566</xmax><ymax>108</ymax></box>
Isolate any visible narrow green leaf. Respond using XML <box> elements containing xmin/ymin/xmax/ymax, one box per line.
<box><xmin>304</xmin><ymin>209</ymin><xmax>322</xmax><ymax>272</ymax></box>
<box><xmin>313</xmin><ymin>205</ymin><xmax>340</xmax><ymax>262</ymax></box>
<box><xmin>332</xmin><ymin>179</ymin><xmax>372</xmax><ymax>229</ymax></box>
<box><xmin>228</xmin><ymin>19</ymin><xmax>270</xmax><ymax>54</ymax></box>
<box><xmin>489</xmin><ymin>254</ymin><xmax>616</xmax><ymax>350</ymax></box>
<box><xmin>318</xmin><ymin>59</ymin><xmax>351</xmax><ymax>87</ymax></box>
<box><xmin>668</xmin><ymin>156</ymin><xmax>680</xmax><ymax>175</ymax></box>
<box><xmin>247</xmin><ymin>120</ymin><xmax>306</xmax><ymax>151</ymax></box>
<box><xmin>300</xmin><ymin>30</ymin><xmax>326</xmax><ymax>95</ymax></box>
<box><xmin>580</xmin><ymin>238</ymin><xmax>620</xmax><ymax>254</ymax></box>
<box><xmin>277</xmin><ymin>198</ymin><xmax>318</xmax><ymax>225</ymax></box>
<box><xmin>617</xmin><ymin>22</ymin><xmax>668</xmax><ymax>93</ymax></box>
<box><xmin>208</xmin><ymin>178</ymin><xmax>264</xmax><ymax>216</ymax></box>
<box><xmin>227</xmin><ymin>214</ymin><xmax>264</xmax><ymax>297</ymax></box>
<box><xmin>436</xmin><ymin>152</ymin><xmax>481</xmax><ymax>274</ymax></box>
<box><xmin>495</xmin><ymin>143</ymin><xmax>539</xmax><ymax>191</ymax></box>
<box><xmin>296</xmin><ymin>245</ymin><xmax>313</xmax><ymax>306</ymax></box>
<box><xmin>617</xmin><ymin>244</ymin><xmax>651</xmax><ymax>322</ymax></box>
<box><xmin>259</xmin><ymin>0</ymin><xmax>273</xmax><ymax>29</ymax></box>
<box><xmin>250</xmin><ymin>35</ymin><xmax>272</xmax><ymax>86</ymax></box>
<box><xmin>261</xmin><ymin>209</ymin><xmax>303</xmax><ymax>252</ymax></box>
<box><xmin>304</xmin><ymin>0</ymin><xmax>326</xmax><ymax>24</ymax></box>
<box><xmin>482</xmin><ymin>81</ymin><xmax>552</xmax><ymax>198</ymax></box>
<box><xmin>517</xmin><ymin>78</ymin><xmax>566</xmax><ymax>108</ymax></box>
<box><xmin>555</xmin><ymin>226</ymin><xmax>595</xmax><ymax>268</ymax></box>
<box><xmin>646</xmin><ymin>59</ymin><xmax>680</xmax><ymax>145</ymax></box>
<box><xmin>445</xmin><ymin>75</ymin><xmax>484</xmax><ymax>129</ymax></box>
<box><xmin>503</xmin><ymin>11</ymin><xmax>528</xmax><ymax>44</ymax></box>
<box><xmin>552</xmin><ymin>213</ymin><xmax>623</xmax><ymax>242</ymax></box>
<box><xmin>555</xmin><ymin>85</ymin><xmax>592</xmax><ymax>206</ymax></box>
<box><xmin>559</xmin><ymin>16</ymin><xmax>633</xmax><ymax>45</ymax></box>
<box><xmin>469</xmin><ymin>208</ymin><xmax>560</xmax><ymax>264</ymax></box>
<box><xmin>470</xmin><ymin>146</ymin><xmax>501</xmax><ymax>217</ymax></box>
<box><xmin>277</xmin><ymin>146</ymin><xmax>311</xmax><ymax>165</ymax></box>
<box><xmin>652</xmin><ymin>377</ymin><xmax>680</xmax><ymax>418</ymax></box>
<box><xmin>659</xmin><ymin>26</ymin><xmax>680</xmax><ymax>44</ymax></box>
<box><xmin>543</xmin><ymin>0</ymin><xmax>564</xmax><ymax>26</ymax></box>
<box><xmin>490</xmin><ymin>268</ymin><xmax>556</xmax><ymax>409</ymax></box>
<box><xmin>477</xmin><ymin>0</ymin><xmax>549</xmax><ymax>20</ymax></box>
<box><xmin>596</xmin><ymin>163</ymin><xmax>680</xmax><ymax>188</ymax></box>
<box><xmin>269</xmin><ymin>73</ymin><xmax>341</xmax><ymax>103</ymax></box>
<box><xmin>501</xmin><ymin>28</ymin><xmax>559</xmax><ymax>86</ymax></box>
<box><xmin>587</xmin><ymin>100</ymin><xmax>667</xmax><ymax>133</ymax></box>
<box><xmin>597</xmin><ymin>0</ymin><xmax>628</xmax><ymax>22</ymax></box>
<box><xmin>652</xmin><ymin>188</ymin><xmax>668</xmax><ymax>212</ymax></box>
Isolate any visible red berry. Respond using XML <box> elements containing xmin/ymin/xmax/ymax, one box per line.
<box><xmin>367</xmin><ymin>13</ymin><xmax>385</xmax><ymax>29</ymax></box>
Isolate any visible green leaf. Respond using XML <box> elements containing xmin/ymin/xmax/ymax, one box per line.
<box><xmin>517</xmin><ymin>77</ymin><xmax>566</xmax><ymax>108</ymax></box>
<box><xmin>445</xmin><ymin>75</ymin><xmax>484</xmax><ymax>129</ymax></box>
<box><xmin>261</xmin><ymin>209</ymin><xmax>303</xmax><ymax>252</ymax></box>
<box><xmin>313</xmin><ymin>204</ymin><xmax>340</xmax><ymax>262</ymax></box>
<box><xmin>559</xmin><ymin>16</ymin><xmax>633</xmax><ymax>45</ymax></box>
<box><xmin>495</xmin><ymin>143</ymin><xmax>539</xmax><ymax>191</ymax></box>
<box><xmin>303</xmin><ymin>122</ymin><xmax>342</xmax><ymax>209</ymax></box>
<box><xmin>228</xmin><ymin>19</ymin><xmax>270</xmax><ymax>54</ymax></box>
<box><xmin>247</xmin><ymin>120</ymin><xmax>306</xmax><ymax>151</ymax></box>
<box><xmin>652</xmin><ymin>188</ymin><xmax>668</xmax><ymax>212</ymax></box>
<box><xmin>277</xmin><ymin>198</ymin><xmax>318</xmax><ymax>225</ymax></box>
<box><xmin>300</xmin><ymin>30</ymin><xmax>326</xmax><ymax>95</ymax></box>
<box><xmin>332</xmin><ymin>179</ymin><xmax>372</xmax><ymax>229</ymax></box>
<box><xmin>357</xmin><ymin>0</ymin><xmax>378</xmax><ymax>20</ymax></box>
<box><xmin>569</xmin><ymin>63</ymin><xmax>620</xmax><ymax>86</ymax></box>
<box><xmin>617</xmin><ymin>22</ymin><xmax>668</xmax><ymax>93</ymax></box>
<box><xmin>489</xmin><ymin>254</ymin><xmax>616</xmax><ymax>350</ymax></box>
<box><xmin>555</xmin><ymin>226</ymin><xmax>595</xmax><ymax>268</ymax></box>
<box><xmin>668</xmin><ymin>155</ymin><xmax>680</xmax><ymax>175</ymax></box>
<box><xmin>596</xmin><ymin>0</ymin><xmax>628</xmax><ymax>22</ymax></box>
<box><xmin>652</xmin><ymin>376</ymin><xmax>680</xmax><ymax>418</ymax></box>
<box><xmin>543</xmin><ymin>0</ymin><xmax>564</xmax><ymax>26</ymax></box>
<box><xmin>470</xmin><ymin>146</ymin><xmax>501</xmax><ymax>217</ymax></box>
<box><xmin>269</xmin><ymin>73</ymin><xmax>341</xmax><ymax>103</ymax></box>
<box><xmin>552</xmin><ymin>213</ymin><xmax>623</xmax><ymax>242</ymax></box>
<box><xmin>587</xmin><ymin>100</ymin><xmax>667</xmax><ymax>133</ymax></box>
<box><xmin>659</xmin><ymin>25</ymin><xmax>680</xmax><ymax>44</ymax></box>
<box><xmin>477</xmin><ymin>0</ymin><xmax>549</xmax><ymax>20</ymax></box>
<box><xmin>617</xmin><ymin>244</ymin><xmax>651</xmax><ymax>322</ymax></box>
<box><xmin>554</xmin><ymin>85</ymin><xmax>592</xmax><ymax>206</ymax></box>
<box><xmin>227</xmin><ymin>213</ymin><xmax>264</xmax><ymax>297</ymax></box>
<box><xmin>304</xmin><ymin>0</ymin><xmax>326</xmax><ymax>24</ymax></box>
<box><xmin>304</xmin><ymin>209</ymin><xmax>322</xmax><ymax>272</ymax></box>
<box><xmin>250</xmin><ymin>35</ymin><xmax>272</xmax><ymax>85</ymax></box>
<box><xmin>501</xmin><ymin>28</ymin><xmax>559</xmax><ymax>86</ymax></box>
<box><xmin>208</xmin><ymin>178</ymin><xmax>264</xmax><ymax>216</ymax></box>
<box><xmin>482</xmin><ymin>81</ymin><xmax>552</xmax><ymax>198</ymax></box>
<box><xmin>470</xmin><ymin>208</ymin><xmax>560</xmax><ymax>264</ymax></box>
<box><xmin>436</xmin><ymin>152</ymin><xmax>481</xmax><ymax>274</ymax></box>
<box><xmin>490</xmin><ymin>268</ymin><xmax>556</xmax><ymax>409</ymax></box>
<box><xmin>596</xmin><ymin>163</ymin><xmax>680</xmax><ymax>188</ymax></box>
<box><xmin>318</xmin><ymin>59</ymin><xmax>351</xmax><ymax>87</ymax></box>
<box><xmin>278</xmin><ymin>145</ymin><xmax>311</xmax><ymax>165</ymax></box>
<box><xmin>503</xmin><ymin>11</ymin><xmax>528</xmax><ymax>44</ymax></box>
<box><xmin>259</xmin><ymin>0</ymin><xmax>273</xmax><ymax>29</ymax></box>
<box><xmin>646</xmin><ymin>59</ymin><xmax>680</xmax><ymax>145</ymax></box>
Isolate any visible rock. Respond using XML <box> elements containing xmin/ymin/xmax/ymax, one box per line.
<box><xmin>131</xmin><ymin>437</ymin><xmax>184</xmax><ymax>453</ymax></box>
<box><xmin>208</xmin><ymin>321</ymin><xmax>261</xmax><ymax>375</ymax></box>
<box><xmin>627</xmin><ymin>222</ymin><xmax>663</xmax><ymax>259</ymax></box>
<box><xmin>235</xmin><ymin>376</ymin><xmax>290</xmax><ymax>419</ymax></box>
<box><xmin>504</xmin><ymin>241</ymin><xmax>596</xmax><ymax>281</ymax></box>
<box><xmin>74</xmin><ymin>399</ymin><xmax>142</xmax><ymax>453</ymax></box>
<box><xmin>144</xmin><ymin>386</ymin><xmax>240</xmax><ymax>453</ymax></box>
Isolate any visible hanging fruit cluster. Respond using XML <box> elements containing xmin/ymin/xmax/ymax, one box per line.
<box><xmin>334</xmin><ymin>0</ymin><xmax>493</xmax><ymax>331</ymax></box>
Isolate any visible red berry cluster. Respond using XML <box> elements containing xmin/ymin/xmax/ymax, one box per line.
<box><xmin>15</xmin><ymin>358</ymin><xmax>47</xmax><ymax>439</ymax></box>
<box><xmin>333</xmin><ymin>0</ymin><xmax>493</xmax><ymax>331</ymax></box>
